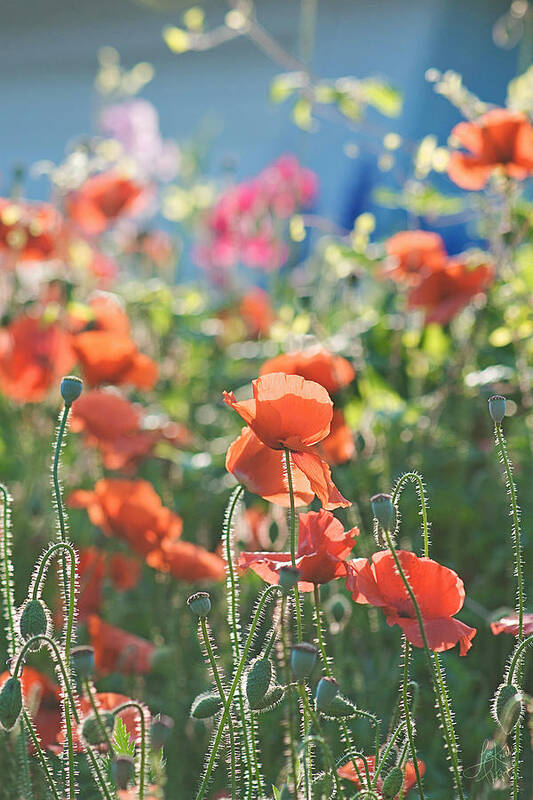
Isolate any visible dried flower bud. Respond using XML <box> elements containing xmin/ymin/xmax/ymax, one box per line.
<box><xmin>71</xmin><ymin>646</ymin><xmax>95</xmax><ymax>679</ymax></box>
<box><xmin>488</xmin><ymin>395</ymin><xmax>506</xmax><ymax>425</ymax></box>
<box><xmin>278</xmin><ymin>566</ymin><xmax>300</xmax><ymax>592</ymax></box>
<box><xmin>112</xmin><ymin>755</ymin><xmax>135</xmax><ymax>789</ymax></box>
<box><xmin>371</xmin><ymin>493</ymin><xmax>395</xmax><ymax>531</ymax></box>
<box><xmin>151</xmin><ymin>714</ymin><xmax>174</xmax><ymax>750</ymax></box>
<box><xmin>382</xmin><ymin>766</ymin><xmax>404</xmax><ymax>799</ymax></box>
<box><xmin>246</xmin><ymin>658</ymin><xmax>272</xmax><ymax>709</ymax></box>
<box><xmin>60</xmin><ymin>375</ymin><xmax>83</xmax><ymax>405</ymax></box>
<box><xmin>291</xmin><ymin>643</ymin><xmax>317</xmax><ymax>681</ymax></box>
<box><xmin>187</xmin><ymin>592</ymin><xmax>211</xmax><ymax>617</ymax></box>
<box><xmin>315</xmin><ymin>677</ymin><xmax>338</xmax><ymax>712</ymax></box>
<box><xmin>0</xmin><ymin>677</ymin><xmax>22</xmax><ymax>731</ymax></box>
<box><xmin>190</xmin><ymin>691</ymin><xmax>222</xmax><ymax>719</ymax></box>
<box><xmin>19</xmin><ymin>599</ymin><xmax>49</xmax><ymax>649</ymax></box>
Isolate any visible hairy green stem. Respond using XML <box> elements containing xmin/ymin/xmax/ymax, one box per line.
<box><xmin>391</xmin><ymin>472</ymin><xmax>430</xmax><ymax>558</ymax></box>
<box><xmin>280</xmin><ymin>594</ymin><xmax>299</xmax><ymax>797</ymax></box>
<box><xmin>83</xmin><ymin>678</ymin><xmax>115</xmax><ymax>753</ymax></box>
<box><xmin>301</xmin><ymin>688</ymin><xmax>344</xmax><ymax>798</ymax></box>
<box><xmin>22</xmin><ymin>708</ymin><xmax>61</xmax><ymax>800</ymax></box>
<box><xmin>400</xmin><ymin>639</ymin><xmax>425</xmax><ymax>799</ymax></box>
<box><xmin>113</xmin><ymin>701</ymin><xmax>149</xmax><ymax>800</ymax></box>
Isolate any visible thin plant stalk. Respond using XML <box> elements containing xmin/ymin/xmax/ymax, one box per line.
<box><xmin>113</xmin><ymin>701</ymin><xmax>150</xmax><ymax>800</ymax></box>
<box><xmin>300</xmin><ymin>688</ymin><xmax>345</xmax><ymax>799</ymax></box>
<box><xmin>400</xmin><ymin>638</ymin><xmax>425</xmax><ymax>799</ymax></box>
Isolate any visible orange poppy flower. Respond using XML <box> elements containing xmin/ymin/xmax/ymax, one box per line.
<box><xmin>0</xmin><ymin>199</ymin><xmax>65</xmax><ymax>265</ymax></box>
<box><xmin>224</xmin><ymin>373</ymin><xmax>350</xmax><ymax>510</ymax></box>
<box><xmin>226</xmin><ymin>427</ymin><xmax>315</xmax><ymax>507</ymax></box>
<box><xmin>66</xmin><ymin>171</ymin><xmax>148</xmax><ymax>235</ymax></box>
<box><xmin>241</xmin><ymin>506</ymin><xmax>272</xmax><ymax>550</ymax></box>
<box><xmin>384</xmin><ymin>230</ymin><xmax>447</xmax><ymax>284</ymax></box>
<box><xmin>407</xmin><ymin>258</ymin><xmax>493</xmax><ymax>325</ymax></box>
<box><xmin>259</xmin><ymin>348</ymin><xmax>355</xmax><ymax>395</ymax></box>
<box><xmin>75</xmin><ymin>547</ymin><xmax>141</xmax><ymax>620</ymax></box>
<box><xmin>0</xmin><ymin>314</ymin><xmax>75</xmax><ymax>402</ymax></box>
<box><xmin>145</xmin><ymin>538</ymin><xmax>226</xmax><ymax>582</ymax></box>
<box><xmin>338</xmin><ymin>754</ymin><xmax>425</xmax><ymax>798</ymax></box>
<box><xmin>448</xmin><ymin>108</ymin><xmax>533</xmax><ymax>190</ymax></box>
<box><xmin>490</xmin><ymin>613</ymin><xmax>533</xmax><ymax>637</ymax></box>
<box><xmin>239</xmin><ymin>509</ymin><xmax>358</xmax><ymax>591</ymax></box>
<box><xmin>318</xmin><ymin>409</ymin><xmax>355</xmax><ymax>465</ymax></box>
<box><xmin>70</xmin><ymin>389</ymin><xmax>140</xmax><ymax>440</ymax></box>
<box><xmin>239</xmin><ymin>288</ymin><xmax>274</xmax><ymax>338</ymax></box>
<box><xmin>88</xmin><ymin>615</ymin><xmax>155</xmax><ymax>675</ymax></box>
<box><xmin>68</xmin><ymin>478</ymin><xmax>183</xmax><ymax>556</ymax></box>
<box><xmin>346</xmin><ymin>550</ymin><xmax>476</xmax><ymax>656</ymax></box>
<box><xmin>0</xmin><ymin>667</ymin><xmax>61</xmax><ymax>750</ymax></box>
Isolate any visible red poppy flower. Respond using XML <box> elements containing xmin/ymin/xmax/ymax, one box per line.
<box><xmin>239</xmin><ymin>509</ymin><xmax>358</xmax><ymax>592</ymax></box>
<box><xmin>338</xmin><ymin>754</ymin><xmax>425</xmax><ymax>798</ymax></box>
<box><xmin>0</xmin><ymin>199</ymin><xmax>65</xmax><ymax>265</ymax></box>
<box><xmin>259</xmin><ymin>348</ymin><xmax>355</xmax><ymax>395</ymax></box>
<box><xmin>68</xmin><ymin>478</ymin><xmax>183</xmax><ymax>556</ymax></box>
<box><xmin>448</xmin><ymin>108</ymin><xmax>533</xmax><ymax>190</ymax></box>
<box><xmin>318</xmin><ymin>409</ymin><xmax>355</xmax><ymax>465</ymax></box>
<box><xmin>346</xmin><ymin>550</ymin><xmax>476</xmax><ymax>655</ymax></box>
<box><xmin>71</xmin><ymin>332</ymin><xmax>158</xmax><ymax>390</ymax></box>
<box><xmin>88</xmin><ymin>615</ymin><xmax>155</xmax><ymax>675</ymax></box>
<box><xmin>384</xmin><ymin>230</ymin><xmax>447</xmax><ymax>284</ymax></box>
<box><xmin>224</xmin><ymin>373</ymin><xmax>350</xmax><ymax>510</ymax></box>
<box><xmin>407</xmin><ymin>258</ymin><xmax>493</xmax><ymax>325</ymax></box>
<box><xmin>145</xmin><ymin>539</ymin><xmax>226</xmax><ymax>582</ymax></box>
<box><xmin>490</xmin><ymin>613</ymin><xmax>533</xmax><ymax>637</ymax></box>
<box><xmin>241</xmin><ymin>506</ymin><xmax>272</xmax><ymax>550</ymax></box>
<box><xmin>226</xmin><ymin>427</ymin><xmax>315</xmax><ymax>507</ymax></box>
<box><xmin>239</xmin><ymin>288</ymin><xmax>274</xmax><ymax>338</ymax></box>
<box><xmin>0</xmin><ymin>314</ymin><xmax>75</xmax><ymax>402</ymax></box>
<box><xmin>0</xmin><ymin>667</ymin><xmax>61</xmax><ymax>749</ymax></box>
<box><xmin>75</xmin><ymin>547</ymin><xmax>141</xmax><ymax>620</ymax></box>
<box><xmin>66</xmin><ymin>171</ymin><xmax>148</xmax><ymax>235</ymax></box>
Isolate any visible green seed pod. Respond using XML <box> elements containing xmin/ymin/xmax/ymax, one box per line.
<box><xmin>80</xmin><ymin>711</ymin><xmax>115</xmax><ymax>746</ymax></box>
<box><xmin>495</xmin><ymin>683</ymin><xmax>522</xmax><ymax>733</ymax></box>
<box><xmin>321</xmin><ymin>694</ymin><xmax>357</xmax><ymax>718</ymax></box>
<box><xmin>0</xmin><ymin>677</ymin><xmax>22</xmax><ymax>731</ymax></box>
<box><xmin>291</xmin><ymin>643</ymin><xmax>317</xmax><ymax>681</ymax></box>
<box><xmin>382</xmin><ymin>766</ymin><xmax>404</xmax><ymax>799</ymax></box>
<box><xmin>278</xmin><ymin>566</ymin><xmax>300</xmax><ymax>592</ymax></box>
<box><xmin>315</xmin><ymin>677</ymin><xmax>338</xmax><ymax>712</ymax></box>
<box><xmin>187</xmin><ymin>592</ymin><xmax>211</xmax><ymax>617</ymax></box>
<box><xmin>151</xmin><ymin>714</ymin><xmax>174</xmax><ymax>750</ymax></box>
<box><xmin>190</xmin><ymin>691</ymin><xmax>222</xmax><ymax>719</ymax></box>
<box><xmin>71</xmin><ymin>645</ymin><xmax>95</xmax><ymax>679</ymax></box>
<box><xmin>112</xmin><ymin>755</ymin><xmax>135</xmax><ymax>789</ymax></box>
<box><xmin>19</xmin><ymin>599</ymin><xmax>49</xmax><ymax>649</ymax></box>
<box><xmin>60</xmin><ymin>375</ymin><xmax>83</xmax><ymax>405</ymax></box>
<box><xmin>254</xmin><ymin>685</ymin><xmax>284</xmax><ymax>712</ymax></box>
<box><xmin>371</xmin><ymin>493</ymin><xmax>395</xmax><ymax>531</ymax></box>
<box><xmin>246</xmin><ymin>658</ymin><xmax>272</xmax><ymax>709</ymax></box>
<box><xmin>488</xmin><ymin>395</ymin><xmax>506</xmax><ymax>425</ymax></box>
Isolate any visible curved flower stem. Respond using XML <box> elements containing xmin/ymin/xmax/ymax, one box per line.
<box><xmin>507</xmin><ymin>634</ymin><xmax>533</xmax><ymax>684</ymax></box>
<box><xmin>52</xmin><ymin>405</ymin><xmax>71</xmax><ymax>614</ymax></box>
<box><xmin>391</xmin><ymin>472</ymin><xmax>430</xmax><ymax>558</ymax></box>
<box><xmin>300</xmin><ymin>688</ymin><xmax>345</xmax><ymax>799</ymax></box>
<box><xmin>113</xmin><ymin>701</ymin><xmax>149</xmax><ymax>800</ymax></box>
<box><xmin>493</xmin><ymin>422</ymin><xmax>525</xmax><ymax>800</ymax></box>
<box><xmin>0</xmin><ymin>484</ymin><xmax>16</xmax><ymax>656</ymax></box>
<box><xmin>199</xmin><ymin>617</ymin><xmax>237</xmax><ymax>800</ymax></box>
<box><xmin>400</xmin><ymin>638</ymin><xmax>425</xmax><ymax>799</ymax></box>
<box><xmin>195</xmin><ymin>585</ymin><xmax>280</xmax><ymax>800</ymax></box>
<box><xmin>372</xmin><ymin>723</ymin><xmax>405</xmax><ymax>784</ymax></box>
<box><xmin>382</xmin><ymin>528</ymin><xmax>464</xmax><ymax>800</ymax></box>
<box><xmin>83</xmin><ymin>678</ymin><xmax>115</xmax><ymax>753</ymax></box>
<box><xmin>13</xmin><ymin>635</ymin><xmax>114</xmax><ymax>800</ymax></box>
<box><xmin>31</xmin><ymin>542</ymin><xmax>77</xmax><ymax>667</ymax></box>
<box><xmin>22</xmin><ymin>707</ymin><xmax>61</xmax><ymax>800</ymax></box>
<box><xmin>222</xmin><ymin>485</ymin><xmax>257</xmax><ymax>797</ymax></box>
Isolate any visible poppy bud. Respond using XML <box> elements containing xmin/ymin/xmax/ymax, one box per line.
<box><xmin>81</xmin><ymin>712</ymin><xmax>115</xmax><ymax>746</ymax></box>
<box><xmin>0</xmin><ymin>676</ymin><xmax>22</xmax><ymax>731</ymax></box>
<box><xmin>278</xmin><ymin>566</ymin><xmax>300</xmax><ymax>592</ymax></box>
<box><xmin>254</xmin><ymin>685</ymin><xmax>284</xmax><ymax>712</ymax></box>
<box><xmin>150</xmin><ymin>714</ymin><xmax>174</xmax><ymax>750</ymax></box>
<box><xmin>291</xmin><ymin>643</ymin><xmax>317</xmax><ymax>681</ymax></box>
<box><xmin>190</xmin><ymin>691</ymin><xmax>222</xmax><ymax>719</ymax></box>
<box><xmin>60</xmin><ymin>375</ymin><xmax>83</xmax><ymax>406</ymax></box>
<box><xmin>488</xmin><ymin>395</ymin><xmax>506</xmax><ymax>425</ymax></box>
<box><xmin>19</xmin><ymin>599</ymin><xmax>49</xmax><ymax>649</ymax></box>
<box><xmin>371</xmin><ymin>493</ymin><xmax>395</xmax><ymax>531</ymax></box>
<box><xmin>315</xmin><ymin>677</ymin><xmax>338</xmax><ymax>712</ymax></box>
<box><xmin>246</xmin><ymin>658</ymin><xmax>272</xmax><ymax>709</ymax></box>
<box><xmin>71</xmin><ymin>645</ymin><xmax>95</xmax><ymax>679</ymax></box>
<box><xmin>112</xmin><ymin>755</ymin><xmax>135</xmax><ymax>789</ymax></box>
<box><xmin>321</xmin><ymin>694</ymin><xmax>357</xmax><ymax>718</ymax></box>
<box><xmin>187</xmin><ymin>592</ymin><xmax>211</xmax><ymax>617</ymax></box>
<box><xmin>382</xmin><ymin>766</ymin><xmax>404</xmax><ymax>799</ymax></box>
<box><xmin>495</xmin><ymin>683</ymin><xmax>522</xmax><ymax>733</ymax></box>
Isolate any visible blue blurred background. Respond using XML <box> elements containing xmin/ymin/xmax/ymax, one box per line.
<box><xmin>0</xmin><ymin>0</ymin><xmax>525</xmax><ymax>248</ymax></box>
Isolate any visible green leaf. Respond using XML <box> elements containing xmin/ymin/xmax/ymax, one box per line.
<box><xmin>113</xmin><ymin>717</ymin><xmax>136</xmax><ymax>758</ymax></box>
<box><xmin>360</xmin><ymin>78</ymin><xmax>402</xmax><ymax>117</ymax></box>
